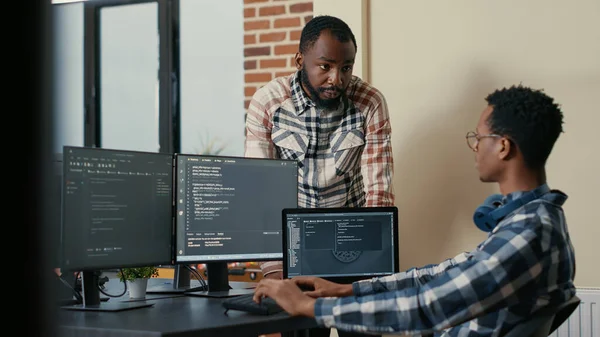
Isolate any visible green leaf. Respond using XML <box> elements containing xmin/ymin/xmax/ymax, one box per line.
<box><xmin>117</xmin><ymin>266</ymin><xmax>159</xmax><ymax>282</ymax></box>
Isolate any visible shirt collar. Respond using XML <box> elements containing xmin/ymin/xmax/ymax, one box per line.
<box><xmin>290</xmin><ymin>71</ymin><xmax>315</xmax><ymax>115</ymax></box>
<box><xmin>503</xmin><ymin>183</ymin><xmax>551</xmax><ymax>204</ymax></box>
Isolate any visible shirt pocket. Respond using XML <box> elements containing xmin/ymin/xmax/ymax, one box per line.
<box><xmin>271</xmin><ymin>125</ymin><xmax>309</xmax><ymax>167</ymax></box>
<box><xmin>330</xmin><ymin>129</ymin><xmax>365</xmax><ymax>175</ymax></box>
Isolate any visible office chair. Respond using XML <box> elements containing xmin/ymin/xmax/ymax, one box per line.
<box><xmin>502</xmin><ymin>295</ymin><xmax>581</xmax><ymax>337</ymax></box>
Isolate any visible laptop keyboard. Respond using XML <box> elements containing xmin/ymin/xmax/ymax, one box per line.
<box><xmin>222</xmin><ymin>294</ymin><xmax>284</xmax><ymax>315</ymax></box>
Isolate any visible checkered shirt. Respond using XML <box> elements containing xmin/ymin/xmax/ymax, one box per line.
<box><xmin>314</xmin><ymin>185</ymin><xmax>576</xmax><ymax>336</ymax></box>
<box><xmin>245</xmin><ymin>71</ymin><xmax>395</xmax><ymax>276</ymax></box>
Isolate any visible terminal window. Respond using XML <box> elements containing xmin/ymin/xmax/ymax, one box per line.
<box><xmin>61</xmin><ymin>147</ymin><xmax>174</xmax><ymax>270</ymax></box>
<box><xmin>286</xmin><ymin>211</ymin><xmax>396</xmax><ymax>278</ymax></box>
<box><xmin>175</xmin><ymin>154</ymin><xmax>298</xmax><ymax>263</ymax></box>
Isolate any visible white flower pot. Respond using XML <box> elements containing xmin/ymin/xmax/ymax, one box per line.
<box><xmin>127</xmin><ymin>278</ymin><xmax>149</xmax><ymax>299</ymax></box>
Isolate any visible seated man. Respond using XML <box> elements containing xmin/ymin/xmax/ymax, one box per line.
<box><xmin>252</xmin><ymin>85</ymin><xmax>576</xmax><ymax>336</ymax></box>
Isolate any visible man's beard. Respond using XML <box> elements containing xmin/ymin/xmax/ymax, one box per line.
<box><xmin>300</xmin><ymin>69</ymin><xmax>344</xmax><ymax>110</ymax></box>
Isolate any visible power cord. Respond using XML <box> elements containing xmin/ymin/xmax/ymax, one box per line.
<box><xmin>56</xmin><ymin>271</ymin><xmax>83</xmax><ymax>303</ymax></box>
<box><xmin>98</xmin><ymin>269</ymin><xmax>127</xmax><ymax>298</ymax></box>
<box><xmin>185</xmin><ymin>265</ymin><xmax>208</xmax><ymax>290</ymax></box>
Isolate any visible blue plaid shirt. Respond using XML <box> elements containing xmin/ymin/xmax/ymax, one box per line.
<box><xmin>314</xmin><ymin>184</ymin><xmax>576</xmax><ymax>336</ymax></box>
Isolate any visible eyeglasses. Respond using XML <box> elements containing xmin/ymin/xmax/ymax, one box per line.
<box><xmin>466</xmin><ymin>131</ymin><xmax>502</xmax><ymax>151</ymax></box>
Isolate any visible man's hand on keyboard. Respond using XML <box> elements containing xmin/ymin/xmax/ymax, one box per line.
<box><xmin>253</xmin><ymin>279</ymin><xmax>316</xmax><ymax>317</ymax></box>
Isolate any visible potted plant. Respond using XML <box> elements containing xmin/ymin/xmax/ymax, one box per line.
<box><xmin>117</xmin><ymin>266</ymin><xmax>159</xmax><ymax>299</ymax></box>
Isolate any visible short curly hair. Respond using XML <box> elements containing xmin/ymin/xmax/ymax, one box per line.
<box><xmin>485</xmin><ymin>84</ymin><xmax>564</xmax><ymax>169</ymax></box>
<box><xmin>299</xmin><ymin>15</ymin><xmax>357</xmax><ymax>54</ymax></box>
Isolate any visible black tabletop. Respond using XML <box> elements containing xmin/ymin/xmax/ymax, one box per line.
<box><xmin>57</xmin><ymin>278</ymin><xmax>318</xmax><ymax>337</ymax></box>
<box><xmin>58</xmin><ymin>295</ymin><xmax>318</xmax><ymax>337</ymax></box>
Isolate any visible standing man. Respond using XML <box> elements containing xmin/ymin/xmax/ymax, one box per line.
<box><xmin>244</xmin><ymin>15</ymin><xmax>394</xmax><ymax>337</ymax></box>
<box><xmin>252</xmin><ymin>85</ymin><xmax>576</xmax><ymax>337</ymax></box>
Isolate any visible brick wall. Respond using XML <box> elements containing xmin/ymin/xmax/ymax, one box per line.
<box><xmin>243</xmin><ymin>0</ymin><xmax>313</xmax><ymax>109</ymax></box>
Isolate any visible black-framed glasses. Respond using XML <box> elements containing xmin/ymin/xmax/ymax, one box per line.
<box><xmin>466</xmin><ymin>131</ymin><xmax>502</xmax><ymax>151</ymax></box>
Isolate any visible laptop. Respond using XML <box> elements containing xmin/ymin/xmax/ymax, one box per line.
<box><xmin>282</xmin><ymin>207</ymin><xmax>399</xmax><ymax>284</ymax></box>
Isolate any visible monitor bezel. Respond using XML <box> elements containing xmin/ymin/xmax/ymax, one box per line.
<box><xmin>172</xmin><ymin>152</ymin><xmax>299</xmax><ymax>265</ymax></box>
<box><xmin>281</xmin><ymin>206</ymin><xmax>399</xmax><ymax>284</ymax></box>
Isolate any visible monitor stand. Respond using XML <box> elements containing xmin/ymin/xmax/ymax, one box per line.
<box><xmin>61</xmin><ymin>271</ymin><xmax>154</xmax><ymax>312</ymax></box>
<box><xmin>146</xmin><ymin>265</ymin><xmax>206</xmax><ymax>294</ymax></box>
<box><xmin>185</xmin><ymin>262</ymin><xmax>255</xmax><ymax>298</ymax></box>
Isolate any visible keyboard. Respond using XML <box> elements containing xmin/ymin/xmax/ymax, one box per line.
<box><xmin>222</xmin><ymin>293</ymin><xmax>284</xmax><ymax>315</ymax></box>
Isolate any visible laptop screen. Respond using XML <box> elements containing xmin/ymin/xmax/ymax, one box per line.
<box><xmin>282</xmin><ymin>207</ymin><xmax>399</xmax><ymax>284</ymax></box>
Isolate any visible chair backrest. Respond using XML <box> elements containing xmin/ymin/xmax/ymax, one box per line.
<box><xmin>502</xmin><ymin>295</ymin><xmax>581</xmax><ymax>337</ymax></box>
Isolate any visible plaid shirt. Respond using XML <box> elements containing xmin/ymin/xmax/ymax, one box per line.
<box><xmin>245</xmin><ymin>71</ymin><xmax>395</xmax><ymax>276</ymax></box>
<box><xmin>315</xmin><ymin>185</ymin><xmax>576</xmax><ymax>336</ymax></box>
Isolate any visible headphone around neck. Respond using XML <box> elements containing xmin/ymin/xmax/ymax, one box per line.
<box><xmin>473</xmin><ymin>185</ymin><xmax>550</xmax><ymax>232</ymax></box>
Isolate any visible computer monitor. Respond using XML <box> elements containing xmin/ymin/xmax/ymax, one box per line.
<box><xmin>174</xmin><ymin>153</ymin><xmax>298</xmax><ymax>297</ymax></box>
<box><xmin>282</xmin><ymin>207</ymin><xmax>399</xmax><ymax>284</ymax></box>
<box><xmin>60</xmin><ymin>146</ymin><xmax>174</xmax><ymax>311</ymax></box>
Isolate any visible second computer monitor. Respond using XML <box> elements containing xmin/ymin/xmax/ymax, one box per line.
<box><xmin>174</xmin><ymin>154</ymin><xmax>298</xmax><ymax>294</ymax></box>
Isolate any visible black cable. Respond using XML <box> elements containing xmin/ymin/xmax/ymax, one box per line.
<box><xmin>187</xmin><ymin>265</ymin><xmax>207</xmax><ymax>287</ymax></box>
<box><xmin>97</xmin><ymin>270</ymin><xmax>127</xmax><ymax>298</ymax></box>
<box><xmin>185</xmin><ymin>265</ymin><xmax>207</xmax><ymax>289</ymax></box>
<box><xmin>56</xmin><ymin>272</ymin><xmax>83</xmax><ymax>303</ymax></box>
